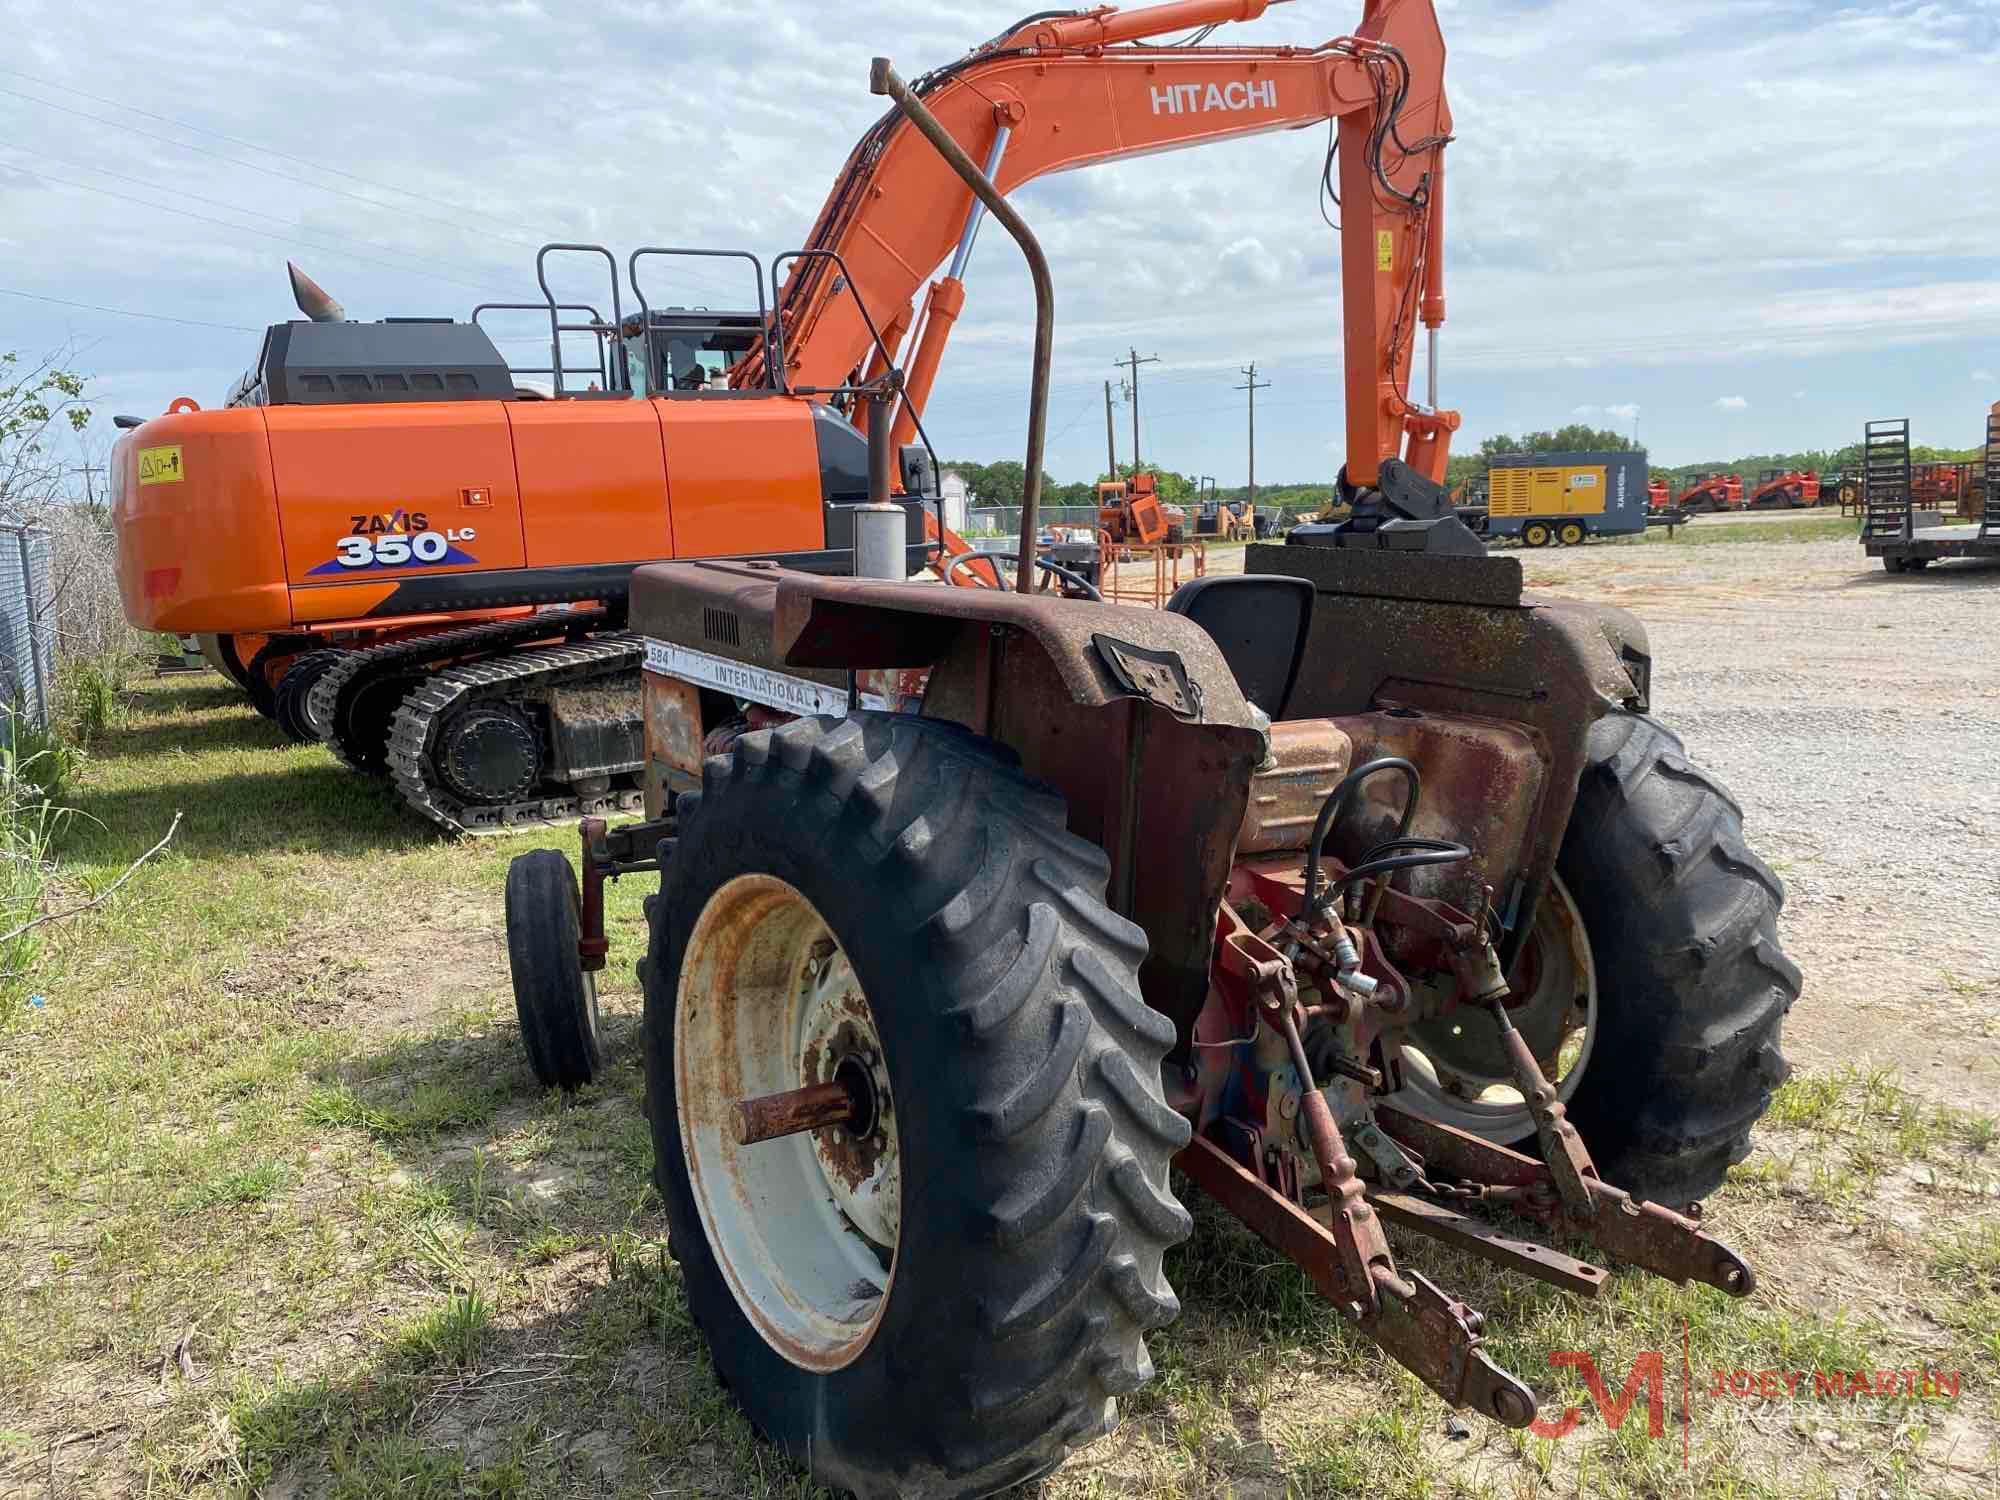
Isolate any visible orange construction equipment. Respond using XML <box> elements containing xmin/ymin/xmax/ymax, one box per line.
<box><xmin>115</xmin><ymin>0</ymin><xmax>1462</xmax><ymax>830</ymax></box>
<box><xmin>1675</xmin><ymin>471</ymin><xmax>1746</xmax><ymax>513</ymax></box>
<box><xmin>1745</xmin><ymin>467</ymin><xmax>1821</xmax><ymax>508</ymax></box>
<box><xmin>1911</xmin><ymin>461</ymin><xmax>1975</xmax><ymax>518</ymax></box>
<box><xmin>1097</xmin><ymin>472</ymin><xmax>1169</xmax><ymax>545</ymax></box>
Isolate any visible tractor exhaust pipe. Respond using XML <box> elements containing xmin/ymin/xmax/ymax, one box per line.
<box><xmin>873</xmin><ymin>57</ymin><xmax>1052</xmax><ymax>593</ymax></box>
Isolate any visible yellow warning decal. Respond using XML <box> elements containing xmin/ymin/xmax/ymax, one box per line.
<box><xmin>137</xmin><ymin>445</ymin><xmax>185</xmax><ymax>486</ymax></box>
<box><xmin>1376</xmin><ymin>229</ymin><xmax>1394</xmax><ymax>272</ymax></box>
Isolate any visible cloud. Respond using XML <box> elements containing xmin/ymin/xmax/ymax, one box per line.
<box><xmin>1715</xmin><ymin>395</ymin><xmax>1750</xmax><ymax>411</ymax></box>
<box><xmin>1976</xmin><ymin>369</ymin><xmax>1996</xmax><ymax>383</ymax></box>
<box><xmin>1215</xmin><ymin>237</ymin><xmax>1283</xmax><ymax>290</ymax></box>
<box><xmin>1792</xmin><ymin>389</ymin><xmax>1807</xmax><ymax>399</ymax></box>
<box><xmin>1605</xmin><ymin>402</ymin><xmax>1640</xmax><ymax>420</ymax></box>
<box><xmin>1571</xmin><ymin>403</ymin><xmax>1599</xmax><ymax>416</ymax></box>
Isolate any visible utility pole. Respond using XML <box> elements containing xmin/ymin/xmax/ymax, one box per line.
<box><xmin>1235</xmin><ymin>363</ymin><xmax>1271</xmax><ymax>508</ymax></box>
<box><xmin>1103</xmin><ymin>380</ymin><xmax>1118</xmax><ymax>478</ymax></box>
<box><xmin>1114</xmin><ymin>348</ymin><xmax>1159</xmax><ymax>471</ymax></box>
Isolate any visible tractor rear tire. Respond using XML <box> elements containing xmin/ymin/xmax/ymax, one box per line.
<box><xmin>1556</xmin><ymin>710</ymin><xmax>1799</xmax><ymax>1206</ymax></box>
<box><xmin>644</xmin><ymin>713</ymin><xmax>1191</xmax><ymax>1499</ymax></box>
<box><xmin>505</xmin><ymin>849</ymin><xmax>602</xmax><ymax>1090</ymax></box>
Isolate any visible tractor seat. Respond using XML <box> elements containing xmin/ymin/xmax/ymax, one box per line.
<box><xmin>1164</xmin><ymin>573</ymin><xmax>1314</xmax><ymax>718</ymax></box>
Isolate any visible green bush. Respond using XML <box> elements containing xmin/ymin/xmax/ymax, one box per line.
<box><xmin>0</xmin><ymin>719</ymin><xmax>79</xmax><ymax>1003</ymax></box>
<box><xmin>56</xmin><ymin>652</ymin><xmax>134</xmax><ymax>748</ymax></box>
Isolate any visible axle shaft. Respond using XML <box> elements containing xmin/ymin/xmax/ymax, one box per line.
<box><xmin>735</xmin><ymin>1079</ymin><xmax>862</xmax><ymax>1146</ymax></box>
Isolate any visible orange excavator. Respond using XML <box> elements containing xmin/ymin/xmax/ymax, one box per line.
<box><xmin>115</xmin><ymin>0</ymin><xmax>1459</xmax><ymax>831</ymax></box>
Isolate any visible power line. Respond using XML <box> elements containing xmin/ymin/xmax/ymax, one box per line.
<box><xmin>0</xmin><ymin>82</ymin><xmax>745</xmax><ymax>301</ymax></box>
<box><xmin>0</xmin><ymin>84</ymin><xmax>552</xmax><ymax>250</ymax></box>
<box><xmin>0</xmin><ymin>286</ymin><xmax>258</xmax><ymax>332</ymax></box>
<box><xmin>9</xmin><ymin>162</ymin><xmax>517</xmax><ymax>301</ymax></box>
<box><xmin>0</xmin><ymin>64</ymin><xmax>533</xmax><ymax>238</ymax></box>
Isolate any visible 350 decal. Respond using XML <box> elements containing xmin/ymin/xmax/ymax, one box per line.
<box><xmin>307</xmin><ymin>509</ymin><xmax>479</xmax><ymax>575</ymax></box>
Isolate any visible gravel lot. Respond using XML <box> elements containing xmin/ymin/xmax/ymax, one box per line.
<box><xmin>1524</xmin><ymin>534</ymin><xmax>2000</xmax><ymax>1113</ymax></box>
<box><xmin>1152</xmin><ymin>528</ymin><xmax>2000</xmax><ymax>1112</ymax></box>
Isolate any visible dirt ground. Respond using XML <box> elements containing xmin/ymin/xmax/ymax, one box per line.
<box><xmin>1519</xmin><ymin>534</ymin><xmax>2000</xmax><ymax>1115</ymax></box>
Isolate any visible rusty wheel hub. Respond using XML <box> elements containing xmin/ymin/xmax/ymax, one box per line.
<box><xmin>1379</xmin><ymin>873</ymin><xmax>1597</xmax><ymax>1142</ymax></box>
<box><xmin>675</xmin><ymin>875</ymin><xmax>901</xmax><ymax>1372</ymax></box>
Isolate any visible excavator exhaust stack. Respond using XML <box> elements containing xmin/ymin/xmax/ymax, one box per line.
<box><xmin>287</xmin><ymin>261</ymin><xmax>345</xmax><ymax>323</ymax></box>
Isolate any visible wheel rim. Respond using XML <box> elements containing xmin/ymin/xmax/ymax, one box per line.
<box><xmin>1377</xmin><ymin>873</ymin><xmax>1597</xmax><ymax>1142</ymax></box>
<box><xmin>1561</xmin><ymin>524</ymin><xmax>1583</xmax><ymax>546</ymax></box>
<box><xmin>676</xmin><ymin>874</ymin><xmax>900</xmax><ymax>1372</ymax></box>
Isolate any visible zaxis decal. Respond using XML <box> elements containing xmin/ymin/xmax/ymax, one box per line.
<box><xmin>307</xmin><ymin>508</ymin><xmax>478</xmax><ymax>575</ymax></box>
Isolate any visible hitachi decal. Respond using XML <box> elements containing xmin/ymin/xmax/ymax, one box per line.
<box><xmin>1149</xmin><ymin>79</ymin><xmax>1277</xmax><ymax>115</ymax></box>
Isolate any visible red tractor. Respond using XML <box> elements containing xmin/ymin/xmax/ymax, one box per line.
<box><xmin>497</xmin><ymin>6</ymin><xmax>1800</xmax><ymax>1492</ymax></box>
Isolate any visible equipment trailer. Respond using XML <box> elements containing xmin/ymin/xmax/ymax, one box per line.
<box><xmin>1862</xmin><ymin>410</ymin><xmax>2000</xmax><ymax>574</ymax></box>
<box><xmin>499</xmin><ymin>10</ymin><xmax>1799</xmax><ymax>1493</ymax></box>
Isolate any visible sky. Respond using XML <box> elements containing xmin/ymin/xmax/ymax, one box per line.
<box><xmin>1</xmin><ymin>0</ymin><xmax>1995</xmax><ymax>483</ymax></box>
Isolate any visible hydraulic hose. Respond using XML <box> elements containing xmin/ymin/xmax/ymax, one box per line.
<box><xmin>1302</xmin><ymin>757</ymin><xmax>1420</xmax><ymax>916</ymax></box>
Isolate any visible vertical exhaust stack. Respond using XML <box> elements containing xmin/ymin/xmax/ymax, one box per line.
<box><xmin>872</xmin><ymin>56</ymin><xmax>1053</xmax><ymax>593</ymax></box>
<box><xmin>287</xmin><ymin>261</ymin><xmax>346</xmax><ymax>323</ymax></box>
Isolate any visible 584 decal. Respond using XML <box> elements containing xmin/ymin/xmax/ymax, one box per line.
<box><xmin>307</xmin><ymin>508</ymin><xmax>479</xmax><ymax>575</ymax></box>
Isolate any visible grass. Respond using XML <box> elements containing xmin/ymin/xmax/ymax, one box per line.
<box><xmin>0</xmin><ymin>673</ymin><xmax>1994</xmax><ymax>1497</ymax></box>
<box><xmin>1629</xmin><ymin>514</ymin><xmax>1862</xmax><ymax>546</ymax></box>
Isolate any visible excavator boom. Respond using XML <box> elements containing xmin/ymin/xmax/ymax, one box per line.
<box><xmin>756</xmin><ymin>0</ymin><xmax>1456</xmax><ymax>485</ymax></box>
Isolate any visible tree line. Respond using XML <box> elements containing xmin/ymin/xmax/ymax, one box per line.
<box><xmin>946</xmin><ymin>420</ymin><xmax>1986</xmax><ymax>514</ymax></box>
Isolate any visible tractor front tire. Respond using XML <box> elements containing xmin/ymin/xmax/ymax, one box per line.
<box><xmin>644</xmin><ymin>713</ymin><xmax>1191</xmax><ymax>1499</ymax></box>
<box><xmin>505</xmin><ymin>849</ymin><xmax>603</xmax><ymax>1090</ymax></box>
<box><xmin>1557</xmin><ymin>711</ymin><xmax>1799</xmax><ymax>1206</ymax></box>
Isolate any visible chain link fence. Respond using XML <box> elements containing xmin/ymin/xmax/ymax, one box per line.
<box><xmin>966</xmin><ymin>505</ymin><xmax>1103</xmax><ymax>536</ymax></box>
<box><xmin>0</xmin><ymin>525</ymin><xmax>56</xmax><ymax>742</ymax></box>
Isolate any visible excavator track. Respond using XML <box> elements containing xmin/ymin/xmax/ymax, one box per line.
<box><xmin>309</xmin><ymin>610</ymin><xmax>608</xmax><ymax>776</ymax></box>
<box><xmin>386</xmin><ymin>633</ymin><xmax>645</xmax><ymax>835</ymax></box>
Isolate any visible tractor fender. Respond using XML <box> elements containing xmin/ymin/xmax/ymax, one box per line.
<box><xmin>776</xmin><ymin>572</ymin><xmax>1267</xmax><ymax>1048</ymax></box>
<box><xmin>629</xmin><ymin>559</ymin><xmax>1265</xmax><ymax>1049</ymax></box>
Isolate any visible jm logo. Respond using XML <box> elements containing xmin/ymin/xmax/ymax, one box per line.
<box><xmin>1149</xmin><ymin>80</ymin><xmax>1277</xmax><ymax>115</ymax></box>
<box><xmin>1530</xmin><ymin>1352</ymin><xmax>1668</xmax><ymax>1440</ymax></box>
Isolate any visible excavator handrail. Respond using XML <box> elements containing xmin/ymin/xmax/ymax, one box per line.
<box><xmin>627</xmin><ymin>247</ymin><xmax>776</xmax><ymax>389</ymax></box>
<box><xmin>472</xmin><ymin>301</ymin><xmax>610</xmax><ymax>390</ymax></box>
<box><xmin>535</xmin><ymin>244</ymin><xmax>627</xmax><ymax>396</ymax></box>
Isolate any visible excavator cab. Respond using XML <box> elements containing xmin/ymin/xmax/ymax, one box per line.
<box><xmin>619</xmin><ymin>309</ymin><xmax>770</xmax><ymax>394</ymax></box>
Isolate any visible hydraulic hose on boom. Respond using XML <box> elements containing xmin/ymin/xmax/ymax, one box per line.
<box><xmin>747</xmin><ymin>0</ymin><xmax>1460</xmax><ymax>500</ymax></box>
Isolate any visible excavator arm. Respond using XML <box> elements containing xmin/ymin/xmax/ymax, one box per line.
<box><xmin>749</xmin><ymin>0</ymin><xmax>1456</xmax><ymax>487</ymax></box>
